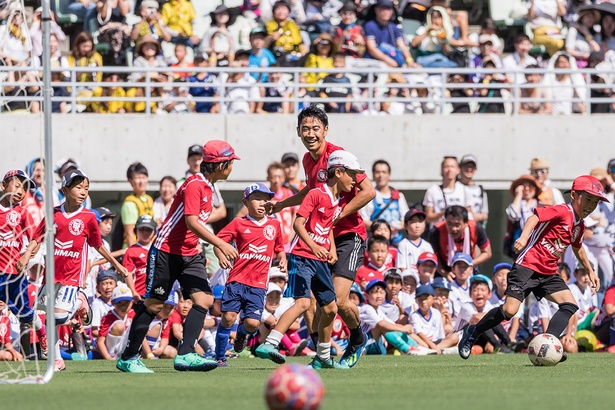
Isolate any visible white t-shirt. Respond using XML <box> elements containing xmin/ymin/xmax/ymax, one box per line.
<box><xmin>528</xmin><ymin>298</ymin><xmax>558</xmax><ymax>334</ymax></box>
<box><xmin>455</xmin><ymin>300</ymin><xmax>493</xmax><ymax>332</ymax></box>
<box><xmin>527</xmin><ymin>0</ymin><xmax>566</xmax><ymax>30</ymax></box>
<box><xmin>396</xmin><ymin>238</ymin><xmax>434</xmax><ymax>273</ymax></box>
<box><xmin>380</xmin><ymin>292</ymin><xmax>415</xmax><ymax>322</ymax></box>
<box><xmin>153</xmin><ymin>196</ymin><xmax>169</xmax><ymax>225</ymax></box>
<box><xmin>220</xmin><ymin>74</ymin><xmax>260</xmax><ymax>114</ymax></box>
<box><xmin>563</xmin><ymin>244</ymin><xmax>598</xmax><ymax>284</ymax></box>
<box><xmin>91</xmin><ymin>297</ymin><xmax>113</xmax><ymax>328</ymax></box>
<box><xmin>410</xmin><ymin>307</ymin><xmax>445</xmax><ymax>341</ymax></box>
<box><xmin>423</xmin><ymin>181</ymin><xmax>472</xmax><ymax>223</ymax></box>
<box><xmin>569</xmin><ymin>283</ymin><xmax>597</xmax><ymax>321</ymax></box>
<box><xmin>551</xmin><ymin>76</ymin><xmax>574</xmax><ymax>115</ymax></box>
<box><xmin>449</xmin><ymin>280</ymin><xmax>472</xmax><ymax>326</ymax></box>
<box><xmin>502</xmin><ymin>52</ymin><xmax>538</xmax><ymax>84</ymax></box>
<box><xmin>360</xmin><ymin>304</ymin><xmax>395</xmax><ymax>334</ymax></box>
<box><xmin>261</xmin><ymin>297</ymin><xmax>295</xmax><ymax>322</ymax></box>
<box><xmin>464</xmin><ymin>184</ymin><xmax>489</xmax><ymax>217</ymax></box>
<box><xmin>488</xmin><ymin>291</ymin><xmax>524</xmax><ymax>332</ymax></box>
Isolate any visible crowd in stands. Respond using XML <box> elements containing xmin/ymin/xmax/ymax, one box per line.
<box><xmin>2</xmin><ymin>0</ymin><xmax>615</xmax><ymax>113</ymax></box>
<box><xmin>3</xmin><ymin>147</ymin><xmax>615</xmax><ymax>363</ymax></box>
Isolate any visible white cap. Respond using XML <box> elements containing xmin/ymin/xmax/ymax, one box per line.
<box><xmin>269</xmin><ymin>266</ymin><xmax>287</xmax><ymax>279</ymax></box>
<box><xmin>267</xmin><ymin>282</ymin><xmax>283</xmax><ymax>295</ymax></box>
<box><xmin>327</xmin><ymin>150</ymin><xmax>365</xmax><ymax>173</ymax></box>
<box><xmin>111</xmin><ymin>284</ymin><xmax>133</xmax><ymax>303</ymax></box>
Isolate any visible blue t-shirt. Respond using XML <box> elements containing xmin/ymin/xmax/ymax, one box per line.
<box><xmin>364</xmin><ymin>19</ymin><xmax>403</xmax><ymax>50</ymax></box>
<box><xmin>188</xmin><ymin>74</ymin><xmax>218</xmax><ymax>113</ymax></box>
<box><xmin>248</xmin><ymin>49</ymin><xmax>277</xmax><ymax>82</ymax></box>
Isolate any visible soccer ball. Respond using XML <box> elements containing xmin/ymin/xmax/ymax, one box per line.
<box><xmin>264</xmin><ymin>363</ymin><xmax>325</xmax><ymax>410</ymax></box>
<box><xmin>527</xmin><ymin>333</ymin><xmax>564</xmax><ymax>366</ymax></box>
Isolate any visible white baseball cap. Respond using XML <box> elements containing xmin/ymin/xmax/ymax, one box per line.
<box><xmin>111</xmin><ymin>284</ymin><xmax>133</xmax><ymax>303</ymax></box>
<box><xmin>267</xmin><ymin>282</ymin><xmax>283</xmax><ymax>295</ymax></box>
<box><xmin>269</xmin><ymin>266</ymin><xmax>287</xmax><ymax>279</ymax></box>
<box><xmin>327</xmin><ymin>150</ymin><xmax>365</xmax><ymax>173</ymax></box>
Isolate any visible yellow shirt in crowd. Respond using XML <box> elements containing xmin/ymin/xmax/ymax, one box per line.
<box><xmin>89</xmin><ymin>87</ymin><xmax>126</xmax><ymax>113</ymax></box>
<box><xmin>161</xmin><ymin>0</ymin><xmax>195</xmax><ymax>37</ymax></box>
<box><xmin>265</xmin><ymin>19</ymin><xmax>302</xmax><ymax>53</ymax></box>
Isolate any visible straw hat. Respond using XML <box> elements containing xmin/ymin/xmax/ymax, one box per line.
<box><xmin>510</xmin><ymin>174</ymin><xmax>542</xmax><ymax>197</ymax></box>
<box><xmin>136</xmin><ymin>34</ymin><xmax>161</xmax><ymax>56</ymax></box>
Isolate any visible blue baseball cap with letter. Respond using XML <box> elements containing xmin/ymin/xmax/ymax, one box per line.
<box><xmin>243</xmin><ymin>182</ymin><xmax>275</xmax><ymax>199</ymax></box>
<box><xmin>432</xmin><ymin>277</ymin><xmax>452</xmax><ymax>291</ymax></box>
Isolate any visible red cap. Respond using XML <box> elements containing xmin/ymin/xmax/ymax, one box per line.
<box><xmin>202</xmin><ymin>140</ymin><xmax>241</xmax><ymax>163</ymax></box>
<box><xmin>417</xmin><ymin>252</ymin><xmax>438</xmax><ymax>266</ymax></box>
<box><xmin>566</xmin><ymin>175</ymin><xmax>609</xmax><ymax>202</ymax></box>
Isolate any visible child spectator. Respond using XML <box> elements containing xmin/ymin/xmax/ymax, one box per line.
<box><xmin>448</xmin><ymin>252</ymin><xmax>474</xmax><ymax>315</ymax></box>
<box><xmin>569</xmin><ymin>263</ymin><xmax>598</xmax><ymax>331</ymax></box>
<box><xmin>161</xmin><ymin>0</ymin><xmax>199</xmax><ymax>48</ymax></box>
<box><xmin>220</xmin><ymin>61</ymin><xmax>260</xmax><ymax>114</ymax></box>
<box><xmin>476</xmin><ymin>57</ymin><xmax>507</xmax><ymax>114</ymax></box>
<box><xmin>266</xmin><ymin>162</ymin><xmax>297</xmax><ymax>248</ymax></box>
<box><xmin>432</xmin><ymin>277</ymin><xmax>454</xmax><ymax>335</ymax></box>
<box><xmin>130</xmin><ymin>0</ymin><xmax>172</xmax><ymax>45</ymax></box>
<box><xmin>142</xmin><ymin>294</ymin><xmax>177</xmax><ymax>360</ymax></box>
<box><xmin>268</xmin><ymin>265</ymin><xmax>288</xmax><ymax>291</ymax></box>
<box><xmin>90</xmin><ymin>270</ymin><xmax>117</xmax><ymax>339</ymax></box>
<box><xmin>188</xmin><ymin>53</ymin><xmax>220</xmax><ymax>114</ymax></box>
<box><xmin>518</xmin><ymin>66</ymin><xmax>552</xmax><ymax>114</ymax></box>
<box><xmin>258</xmin><ymin>66</ymin><xmax>292</xmax><ymax>114</ymax></box>
<box><xmin>153</xmin><ymin>176</ymin><xmax>177</xmax><ymax>226</ymax></box>
<box><xmin>265</xmin><ymin>0</ymin><xmax>307</xmax><ymax>63</ymax></box>
<box><xmin>356</xmin><ymin>235</ymin><xmax>389</xmax><ymax>290</ymax></box>
<box><xmin>380</xmin><ymin>268</ymin><xmax>414</xmax><ymax>324</ymax></box>
<box><xmin>333</xmin><ymin>1</ymin><xmax>366</xmax><ymax>60</ymax></box>
<box><xmin>489</xmin><ymin>263</ymin><xmax>524</xmax><ymax>346</ymax></box>
<box><xmin>118</xmin><ymin>162</ymin><xmax>154</xmax><ymax>249</ymax></box>
<box><xmin>170</xmin><ymin>44</ymin><xmax>195</xmax><ymax>79</ymax></box>
<box><xmin>349</xmin><ymin>283</ymin><xmax>364</xmax><ymax>307</ymax></box>
<box><xmin>304</xmin><ymin>33</ymin><xmax>337</xmax><ymax>86</ymax></box>
<box><xmin>401</xmin><ymin>270</ymin><xmax>419</xmax><ymax>302</ymax></box>
<box><xmin>122</xmin><ymin>215</ymin><xmax>156</xmax><ymax>298</ymax></box>
<box><xmin>396</xmin><ymin>209</ymin><xmax>433</xmax><ymax>274</ymax></box>
<box><xmin>318</xmin><ymin>52</ymin><xmax>352</xmax><ymax>113</ymax></box>
<box><xmin>366</xmin><ymin>220</ymin><xmax>398</xmax><ymax>268</ymax></box>
<box><xmin>0</xmin><ymin>300</ymin><xmax>23</xmax><ymax>361</ymax></box>
<box><xmin>130</xmin><ymin>35</ymin><xmax>168</xmax><ymax>83</ymax></box>
<box><xmin>213</xmin><ymin>183</ymin><xmax>287</xmax><ymax>367</ymax></box>
<box><xmin>594</xmin><ymin>277</ymin><xmax>615</xmax><ymax>353</ymax></box>
<box><xmin>411</xmin><ymin>6</ymin><xmax>458</xmax><ymax>68</ymax></box>
<box><xmin>410</xmin><ymin>285</ymin><xmax>444</xmax><ymax>353</ymax></box>
<box><xmin>95</xmin><ymin>284</ymin><xmax>134</xmax><ymax>360</ymax></box>
<box><xmin>200</xmin><ymin>5</ymin><xmax>235</xmax><ymax>68</ymax></box>
<box><xmin>89</xmin><ymin>72</ymin><xmax>126</xmax><ymax>114</ymax></box>
<box><xmin>248</xmin><ymin>27</ymin><xmax>277</xmax><ymax>82</ymax></box>
<box><xmin>416</xmin><ymin>252</ymin><xmax>437</xmax><ymax>286</ymax></box>
<box><xmin>86</xmin><ymin>207</ymin><xmax>117</xmax><ymax>301</ymax></box>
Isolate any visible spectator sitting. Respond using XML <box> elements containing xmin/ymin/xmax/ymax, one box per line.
<box><xmin>416</xmin><ymin>252</ymin><xmax>437</xmax><ymax>286</ymax></box>
<box><xmin>260</xmin><ymin>0</ymin><xmax>308</xmax><ymax>25</ymax></box>
<box><xmin>142</xmin><ymin>295</ymin><xmax>178</xmax><ymax>360</ymax></box>
<box><xmin>304</xmin><ymin>0</ymin><xmax>342</xmax><ymax>42</ymax></box>
<box><xmin>364</xmin><ymin>219</ymin><xmax>398</xmax><ymax>269</ymax></box>
<box><xmin>161</xmin><ymin>0</ymin><xmax>199</xmax><ymax>48</ymax></box>
<box><xmin>318</xmin><ymin>52</ymin><xmax>353</xmax><ymax>113</ymax></box>
<box><xmin>334</xmin><ymin>1</ymin><xmax>366</xmax><ymax>60</ymax></box>
<box><xmin>527</xmin><ymin>0</ymin><xmax>567</xmax><ymax>56</ymax></box>
<box><xmin>153</xmin><ymin>175</ymin><xmax>177</xmax><ymax>226</ymax></box>
<box><xmin>170</xmin><ymin>44</ymin><xmax>195</xmax><ymax>79</ymax></box>
<box><xmin>130</xmin><ymin>34</ymin><xmax>168</xmax><ymax>82</ymax></box>
<box><xmin>46</xmin><ymin>33</ymin><xmax>70</xmax><ymax>81</ymax></box>
<box><xmin>220</xmin><ymin>60</ymin><xmax>260</xmax><ymax>114</ymax></box>
<box><xmin>131</xmin><ymin>0</ymin><xmax>172</xmax><ymax>46</ymax></box>
<box><xmin>594</xmin><ymin>277</ymin><xmax>615</xmax><ymax>353</ymax></box>
<box><xmin>518</xmin><ymin>65</ymin><xmax>552</xmax><ymax>114</ymax></box>
<box><xmin>90</xmin><ymin>270</ymin><xmax>117</xmax><ymax>339</ymax></box>
<box><xmin>258</xmin><ymin>65</ymin><xmax>292</xmax><ymax>113</ymax></box>
<box><xmin>199</xmin><ymin>5</ymin><xmax>236</xmax><ymax>68</ymax></box>
<box><xmin>503</xmin><ymin>34</ymin><xmax>538</xmax><ymax>85</ymax></box>
<box><xmin>447</xmin><ymin>73</ymin><xmax>471</xmax><ymax>113</ymax></box>
<box><xmin>596</xmin><ymin>12</ymin><xmax>615</xmax><ymax>56</ymax></box>
<box><xmin>161</xmin><ymin>78</ymin><xmax>196</xmax><ymax>113</ymax></box>
<box><xmin>469</xmin><ymin>35</ymin><xmax>502</xmax><ymax>84</ymax></box>
<box><xmin>423</xmin><ymin>156</ymin><xmax>471</xmax><ymax>225</ymax></box>
<box><xmin>430</xmin><ymin>0</ymin><xmax>476</xmax><ymax>48</ymax></box>
<box><xmin>476</xmin><ymin>57</ymin><xmax>507</xmax><ymax>114</ymax></box>
<box><xmin>468</xmin><ymin>18</ymin><xmax>502</xmax><ymax>57</ymax></box>
<box><xmin>410</xmin><ymin>285</ymin><xmax>445</xmax><ymax>350</ymax></box>
<box><xmin>380</xmin><ymin>268</ymin><xmax>415</xmax><ymax>325</ymax></box>
<box><xmin>95</xmin><ymin>284</ymin><xmax>134</xmax><ymax>360</ymax></box>
<box><xmin>304</xmin><ymin>33</ymin><xmax>336</xmax><ymax>86</ymax></box>
<box><xmin>96</xmin><ymin>0</ymin><xmax>131</xmax><ymax>66</ymax></box>
<box><xmin>89</xmin><ymin>72</ymin><xmax>126</xmax><ymax>113</ymax></box>
<box><xmin>125</xmin><ymin>75</ymin><xmax>164</xmax><ymax>113</ymax></box>
<box><xmin>396</xmin><ymin>209</ymin><xmax>433</xmax><ymax>274</ymax></box>
<box><xmin>248</xmin><ymin>26</ymin><xmax>277</xmax><ymax>82</ymax></box>
<box><xmin>458</xmin><ymin>155</ymin><xmax>488</xmax><ymax>227</ymax></box>
<box><xmin>411</xmin><ymin>6</ymin><xmax>457</xmax><ymax>68</ymax></box>
<box><xmin>564</xmin><ymin>0</ymin><xmax>592</xmax><ymax>25</ymax></box>
<box><xmin>528</xmin><ymin>157</ymin><xmax>565</xmax><ymax>205</ymax></box>
<box><xmin>566</xmin><ymin>7</ymin><xmax>600</xmax><ymax>68</ymax></box>
<box><xmin>29</xmin><ymin>7</ymin><xmax>66</xmax><ymax>59</ymax></box>
<box><xmin>0</xmin><ymin>301</ymin><xmax>23</xmax><ymax>361</ymax></box>
<box><xmin>67</xmin><ymin>32</ymin><xmax>103</xmax><ymax>97</ymax></box>
<box><xmin>188</xmin><ymin>53</ymin><xmax>220</xmax><ymax>114</ymax></box>
<box><xmin>1</xmin><ymin>59</ymin><xmax>40</xmax><ymax>113</ymax></box>
<box><xmin>265</xmin><ymin>0</ymin><xmax>307</xmax><ymax>64</ymax></box>
<box><xmin>365</xmin><ymin>0</ymin><xmax>420</xmax><ymax>68</ymax></box>
<box><xmin>0</xmin><ymin>4</ymin><xmax>32</xmax><ymax>64</ymax></box>
<box><xmin>356</xmin><ymin>235</ymin><xmax>389</xmax><ymax>291</ymax></box>
<box><xmin>68</xmin><ymin>0</ymin><xmax>98</xmax><ymax>32</ymax></box>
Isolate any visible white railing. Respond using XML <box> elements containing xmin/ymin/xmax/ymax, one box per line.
<box><xmin>1</xmin><ymin>66</ymin><xmax>614</xmax><ymax>115</ymax></box>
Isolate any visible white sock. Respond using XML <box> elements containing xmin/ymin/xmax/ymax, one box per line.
<box><xmin>265</xmin><ymin>330</ymin><xmax>284</xmax><ymax>347</ymax></box>
<box><xmin>317</xmin><ymin>342</ymin><xmax>331</xmax><ymax>361</ymax></box>
<box><xmin>203</xmin><ymin>329</ymin><xmax>215</xmax><ymax>350</ymax></box>
<box><xmin>54</xmin><ymin>340</ymin><xmax>61</xmax><ymax>360</ymax></box>
<box><xmin>33</xmin><ymin>315</ymin><xmax>43</xmax><ymax>331</ymax></box>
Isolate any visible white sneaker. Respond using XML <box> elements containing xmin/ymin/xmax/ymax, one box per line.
<box><xmin>441</xmin><ymin>346</ymin><xmax>459</xmax><ymax>355</ymax></box>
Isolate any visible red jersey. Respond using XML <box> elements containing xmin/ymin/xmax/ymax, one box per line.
<box><xmin>217</xmin><ymin>216</ymin><xmax>284</xmax><ymax>289</ymax></box>
<box><xmin>122</xmin><ymin>243</ymin><xmax>150</xmax><ymax>296</ymax></box>
<box><xmin>290</xmin><ymin>185</ymin><xmax>341</xmax><ymax>261</ymax></box>
<box><xmin>355</xmin><ymin>263</ymin><xmax>387</xmax><ymax>285</ymax></box>
<box><xmin>271</xmin><ymin>186</ymin><xmax>297</xmax><ymax>250</ymax></box>
<box><xmin>516</xmin><ymin>204</ymin><xmax>584</xmax><ymax>275</ymax></box>
<box><xmin>302</xmin><ymin>142</ymin><xmax>368</xmax><ymax>240</ymax></box>
<box><xmin>34</xmin><ymin>205</ymin><xmax>102</xmax><ymax>287</ymax></box>
<box><xmin>99</xmin><ymin>309</ymin><xmax>135</xmax><ymax>338</ymax></box>
<box><xmin>154</xmin><ymin>174</ymin><xmax>213</xmax><ymax>256</ymax></box>
<box><xmin>363</xmin><ymin>246</ymin><xmax>397</xmax><ymax>269</ymax></box>
<box><xmin>0</xmin><ymin>311</ymin><xmax>11</xmax><ymax>345</ymax></box>
<box><xmin>0</xmin><ymin>203</ymin><xmax>35</xmax><ymax>274</ymax></box>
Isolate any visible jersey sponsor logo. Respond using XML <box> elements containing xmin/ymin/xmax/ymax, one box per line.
<box><xmin>540</xmin><ymin>237</ymin><xmax>566</xmax><ymax>257</ymax></box>
<box><xmin>571</xmin><ymin>226</ymin><xmax>581</xmax><ymax>243</ymax></box>
<box><xmin>5</xmin><ymin>210</ymin><xmax>21</xmax><ymax>228</ymax></box>
<box><xmin>263</xmin><ymin>225</ymin><xmax>276</xmax><ymax>241</ymax></box>
<box><xmin>68</xmin><ymin>219</ymin><xmax>85</xmax><ymax>236</ymax></box>
<box><xmin>317</xmin><ymin>169</ymin><xmax>327</xmax><ymax>182</ymax></box>
<box><xmin>54</xmin><ymin>239</ymin><xmax>74</xmax><ymax>250</ymax></box>
<box><xmin>314</xmin><ymin>223</ymin><xmax>330</xmax><ymax>236</ymax></box>
<box><xmin>248</xmin><ymin>244</ymin><xmax>267</xmax><ymax>254</ymax></box>
<box><xmin>0</xmin><ymin>232</ymin><xmax>18</xmax><ymax>247</ymax></box>
<box><xmin>54</xmin><ymin>249</ymin><xmax>80</xmax><ymax>258</ymax></box>
<box><xmin>240</xmin><ymin>244</ymin><xmax>272</xmax><ymax>262</ymax></box>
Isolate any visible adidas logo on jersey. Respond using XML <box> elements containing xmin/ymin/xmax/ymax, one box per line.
<box><xmin>153</xmin><ymin>287</ymin><xmax>165</xmax><ymax>295</ymax></box>
<box><xmin>139</xmin><ymin>253</ymin><xmax>146</xmax><ymax>258</ymax></box>
<box><xmin>318</xmin><ymin>207</ymin><xmax>325</xmax><ymax>213</ymax></box>
<box><xmin>244</xmin><ymin>228</ymin><xmax>251</xmax><ymax>234</ymax></box>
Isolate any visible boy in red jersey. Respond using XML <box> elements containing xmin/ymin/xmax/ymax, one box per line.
<box><xmin>266</xmin><ymin>105</ymin><xmax>376</xmax><ymax>368</ymax></box>
<box><xmin>122</xmin><ymin>215</ymin><xmax>157</xmax><ymax>298</ymax></box>
<box><xmin>23</xmin><ymin>169</ymin><xmax>129</xmax><ymax>371</ymax></box>
<box><xmin>256</xmin><ymin>150</ymin><xmax>365</xmax><ymax>369</ymax></box>
<box><xmin>459</xmin><ymin>175</ymin><xmax>607</xmax><ymax>362</ymax></box>
<box><xmin>213</xmin><ymin>183</ymin><xmax>287</xmax><ymax>367</ymax></box>
<box><xmin>0</xmin><ymin>170</ymin><xmax>47</xmax><ymax>358</ymax></box>
<box><xmin>117</xmin><ymin>140</ymin><xmax>240</xmax><ymax>374</ymax></box>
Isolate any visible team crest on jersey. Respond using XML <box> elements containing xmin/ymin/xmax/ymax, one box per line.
<box><xmin>317</xmin><ymin>169</ymin><xmax>327</xmax><ymax>182</ymax></box>
<box><xmin>571</xmin><ymin>226</ymin><xmax>581</xmax><ymax>243</ymax></box>
<box><xmin>5</xmin><ymin>210</ymin><xmax>21</xmax><ymax>227</ymax></box>
<box><xmin>68</xmin><ymin>219</ymin><xmax>85</xmax><ymax>236</ymax></box>
<box><xmin>263</xmin><ymin>225</ymin><xmax>276</xmax><ymax>241</ymax></box>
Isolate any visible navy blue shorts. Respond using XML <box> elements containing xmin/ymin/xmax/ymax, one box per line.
<box><xmin>0</xmin><ymin>273</ymin><xmax>35</xmax><ymax>323</ymax></box>
<box><xmin>285</xmin><ymin>254</ymin><xmax>336</xmax><ymax>307</ymax></box>
<box><xmin>220</xmin><ymin>282</ymin><xmax>267</xmax><ymax>321</ymax></box>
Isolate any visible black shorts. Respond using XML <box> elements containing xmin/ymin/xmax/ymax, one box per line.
<box><xmin>144</xmin><ymin>247</ymin><xmax>212</xmax><ymax>301</ymax></box>
<box><xmin>504</xmin><ymin>264</ymin><xmax>569</xmax><ymax>302</ymax></box>
<box><xmin>331</xmin><ymin>233</ymin><xmax>365</xmax><ymax>281</ymax></box>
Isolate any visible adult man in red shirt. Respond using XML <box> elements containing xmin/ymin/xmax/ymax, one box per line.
<box><xmin>268</xmin><ymin>106</ymin><xmax>376</xmax><ymax>368</ymax></box>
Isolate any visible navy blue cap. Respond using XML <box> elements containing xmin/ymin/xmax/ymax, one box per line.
<box><xmin>415</xmin><ymin>284</ymin><xmax>435</xmax><ymax>297</ymax></box>
<box><xmin>432</xmin><ymin>277</ymin><xmax>452</xmax><ymax>291</ymax></box>
<box><xmin>493</xmin><ymin>262</ymin><xmax>513</xmax><ymax>274</ymax></box>
<box><xmin>62</xmin><ymin>169</ymin><xmax>89</xmax><ymax>188</ymax></box>
<box><xmin>2</xmin><ymin>169</ymin><xmax>36</xmax><ymax>190</ymax></box>
<box><xmin>97</xmin><ymin>269</ymin><xmax>118</xmax><ymax>284</ymax></box>
<box><xmin>365</xmin><ymin>279</ymin><xmax>387</xmax><ymax>293</ymax></box>
<box><xmin>452</xmin><ymin>253</ymin><xmax>473</xmax><ymax>267</ymax></box>
<box><xmin>243</xmin><ymin>182</ymin><xmax>275</xmax><ymax>199</ymax></box>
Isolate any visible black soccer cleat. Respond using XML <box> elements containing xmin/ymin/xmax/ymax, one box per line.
<box><xmin>458</xmin><ymin>325</ymin><xmax>477</xmax><ymax>360</ymax></box>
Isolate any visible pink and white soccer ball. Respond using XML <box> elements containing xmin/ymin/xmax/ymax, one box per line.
<box><xmin>265</xmin><ymin>363</ymin><xmax>325</xmax><ymax>410</ymax></box>
<box><xmin>527</xmin><ymin>333</ymin><xmax>564</xmax><ymax>366</ymax></box>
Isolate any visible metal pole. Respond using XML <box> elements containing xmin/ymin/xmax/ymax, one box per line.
<box><xmin>41</xmin><ymin>0</ymin><xmax>56</xmax><ymax>383</ymax></box>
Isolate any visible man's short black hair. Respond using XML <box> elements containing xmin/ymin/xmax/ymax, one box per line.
<box><xmin>372</xmin><ymin>159</ymin><xmax>391</xmax><ymax>174</ymax></box>
<box><xmin>514</xmin><ymin>33</ymin><xmax>531</xmax><ymax>44</ymax></box>
<box><xmin>368</xmin><ymin>234</ymin><xmax>389</xmax><ymax>251</ymax></box>
<box><xmin>126</xmin><ymin>162</ymin><xmax>149</xmax><ymax>180</ymax></box>
<box><xmin>444</xmin><ymin>205</ymin><xmax>468</xmax><ymax>223</ymax></box>
<box><xmin>297</xmin><ymin>105</ymin><xmax>329</xmax><ymax>128</ymax></box>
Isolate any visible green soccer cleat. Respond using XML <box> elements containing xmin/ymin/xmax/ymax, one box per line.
<box><xmin>116</xmin><ymin>357</ymin><xmax>154</xmax><ymax>374</ymax></box>
<box><xmin>255</xmin><ymin>343</ymin><xmax>287</xmax><ymax>364</ymax></box>
<box><xmin>339</xmin><ymin>332</ymin><xmax>366</xmax><ymax>368</ymax></box>
<box><xmin>309</xmin><ymin>356</ymin><xmax>350</xmax><ymax>370</ymax></box>
<box><xmin>173</xmin><ymin>353</ymin><xmax>218</xmax><ymax>372</ymax></box>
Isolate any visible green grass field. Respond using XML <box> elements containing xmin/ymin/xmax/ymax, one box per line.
<box><xmin>3</xmin><ymin>354</ymin><xmax>615</xmax><ymax>410</ymax></box>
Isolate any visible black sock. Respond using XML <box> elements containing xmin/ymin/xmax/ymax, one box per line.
<box><xmin>493</xmin><ymin>324</ymin><xmax>512</xmax><ymax>345</ymax></box>
<box><xmin>310</xmin><ymin>332</ymin><xmax>319</xmax><ymax>348</ymax></box>
<box><xmin>482</xmin><ymin>329</ymin><xmax>502</xmax><ymax>348</ymax></box>
<box><xmin>349</xmin><ymin>326</ymin><xmax>365</xmax><ymax>345</ymax></box>
<box><xmin>475</xmin><ymin>306</ymin><xmax>509</xmax><ymax>335</ymax></box>
<box><xmin>121</xmin><ymin>304</ymin><xmax>156</xmax><ymax>360</ymax></box>
<box><xmin>178</xmin><ymin>304</ymin><xmax>208</xmax><ymax>356</ymax></box>
<box><xmin>546</xmin><ymin>302</ymin><xmax>578</xmax><ymax>337</ymax></box>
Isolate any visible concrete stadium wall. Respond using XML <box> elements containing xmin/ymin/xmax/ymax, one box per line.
<box><xmin>1</xmin><ymin>114</ymin><xmax>612</xmax><ymax>191</ymax></box>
